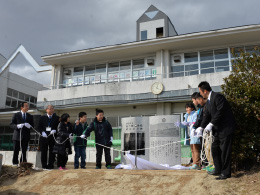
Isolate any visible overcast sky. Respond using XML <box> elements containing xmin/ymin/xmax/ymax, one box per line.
<box><xmin>1</xmin><ymin>0</ymin><xmax>260</xmax><ymax>86</ymax></box>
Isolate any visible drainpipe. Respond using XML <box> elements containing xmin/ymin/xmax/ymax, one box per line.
<box><xmin>161</xmin><ymin>50</ymin><xmax>164</xmax><ymax>79</ymax></box>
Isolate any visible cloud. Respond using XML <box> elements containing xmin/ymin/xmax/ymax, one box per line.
<box><xmin>0</xmin><ymin>0</ymin><xmax>260</xmax><ymax>81</ymax></box>
<box><xmin>8</xmin><ymin>54</ymin><xmax>51</xmax><ymax>86</ymax></box>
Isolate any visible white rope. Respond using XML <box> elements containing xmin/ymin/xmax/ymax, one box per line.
<box><xmin>200</xmin><ymin>130</ymin><xmax>213</xmax><ymax>166</ymax></box>
<box><xmin>30</xmin><ymin>126</ymin><xmax>213</xmax><ymax>154</ymax></box>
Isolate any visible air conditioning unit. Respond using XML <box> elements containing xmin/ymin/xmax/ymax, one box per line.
<box><xmin>147</xmin><ymin>59</ymin><xmax>154</xmax><ymax>66</ymax></box>
<box><xmin>173</xmin><ymin>55</ymin><xmax>181</xmax><ymax>63</ymax></box>
<box><xmin>64</xmin><ymin>69</ymin><xmax>71</xmax><ymax>76</ymax></box>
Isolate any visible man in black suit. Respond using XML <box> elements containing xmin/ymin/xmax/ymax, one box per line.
<box><xmin>10</xmin><ymin>102</ymin><xmax>34</xmax><ymax>165</ymax></box>
<box><xmin>38</xmin><ymin>104</ymin><xmax>60</xmax><ymax>169</ymax></box>
<box><xmin>198</xmin><ymin>81</ymin><xmax>236</xmax><ymax>180</ymax></box>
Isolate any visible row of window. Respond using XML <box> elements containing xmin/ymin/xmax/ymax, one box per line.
<box><xmin>61</xmin><ymin>44</ymin><xmax>259</xmax><ymax>87</ymax></box>
<box><xmin>5</xmin><ymin>88</ymin><xmax>37</xmax><ymax>108</ymax></box>
<box><xmin>170</xmin><ymin>45</ymin><xmax>259</xmax><ymax>77</ymax></box>
<box><xmin>63</xmin><ymin>59</ymin><xmax>156</xmax><ymax>87</ymax></box>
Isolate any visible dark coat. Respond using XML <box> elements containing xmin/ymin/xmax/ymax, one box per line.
<box><xmin>84</xmin><ymin>117</ymin><xmax>113</xmax><ymax>145</ymax></box>
<box><xmin>10</xmin><ymin>112</ymin><xmax>34</xmax><ymax>142</ymax></box>
<box><xmin>38</xmin><ymin>113</ymin><xmax>60</xmax><ymax>141</ymax></box>
<box><xmin>73</xmin><ymin>122</ymin><xmax>88</xmax><ymax>146</ymax></box>
<box><xmin>206</xmin><ymin>91</ymin><xmax>236</xmax><ymax>137</ymax></box>
<box><xmin>53</xmin><ymin>122</ymin><xmax>73</xmax><ymax>155</ymax></box>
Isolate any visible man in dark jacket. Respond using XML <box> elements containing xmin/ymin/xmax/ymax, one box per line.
<box><xmin>10</xmin><ymin>102</ymin><xmax>34</xmax><ymax>165</ymax></box>
<box><xmin>198</xmin><ymin>81</ymin><xmax>236</xmax><ymax>180</ymax></box>
<box><xmin>73</xmin><ymin>112</ymin><xmax>88</xmax><ymax>169</ymax></box>
<box><xmin>80</xmin><ymin>109</ymin><xmax>113</xmax><ymax>169</ymax></box>
<box><xmin>38</xmin><ymin>104</ymin><xmax>60</xmax><ymax>169</ymax></box>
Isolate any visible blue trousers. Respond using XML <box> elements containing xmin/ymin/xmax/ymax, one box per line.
<box><xmin>74</xmin><ymin>146</ymin><xmax>86</xmax><ymax>168</ymax></box>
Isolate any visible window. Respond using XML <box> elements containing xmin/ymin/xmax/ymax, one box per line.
<box><xmin>12</xmin><ymin>90</ymin><xmax>18</xmax><ymax>98</ymax></box>
<box><xmin>156</xmin><ymin>27</ymin><xmax>163</xmax><ymax>38</ymax></box>
<box><xmin>184</xmin><ymin>53</ymin><xmax>198</xmax><ymax>63</ymax></box>
<box><xmin>73</xmin><ymin>67</ymin><xmax>83</xmax><ymax>76</ymax></box>
<box><xmin>7</xmin><ymin>88</ymin><xmax>12</xmax><ymax>96</ymax></box>
<box><xmin>11</xmin><ymin>99</ymin><xmax>17</xmax><ymax>108</ymax></box>
<box><xmin>200</xmin><ymin>51</ymin><xmax>213</xmax><ymax>61</ymax></box>
<box><xmin>185</xmin><ymin>64</ymin><xmax>198</xmax><ymax>76</ymax></box>
<box><xmin>5</xmin><ymin>97</ymin><xmax>11</xmax><ymax>107</ymax></box>
<box><xmin>19</xmin><ymin>92</ymin><xmax>25</xmax><ymax>100</ymax></box>
<box><xmin>141</xmin><ymin>31</ymin><xmax>147</xmax><ymax>41</ymax></box>
<box><xmin>133</xmin><ymin>59</ymin><xmax>144</xmax><ymax>69</ymax></box>
<box><xmin>201</xmin><ymin>62</ymin><xmax>214</xmax><ymax>74</ymax></box>
<box><xmin>214</xmin><ymin>49</ymin><xmax>228</xmax><ymax>59</ymax></box>
<box><xmin>108</xmin><ymin>62</ymin><xmax>119</xmax><ymax>82</ymax></box>
<box><xmin>215</xmin><ymin>60</ymin><xmax>229</xmax><ymax>72</ymax></box>
<box><xmin>171</xmin><ymin>65</ymin><xmax>184</xmax><ymax>77</ymax></box>
<box><xmin>96</xmin><ymin>64</ymin><xmax>106</xmax><ymax>83</ymax></box>
<box><xmin>119</xmin><ymin>61</ymin><xmax>131</xmax><ymax>81</ymax></box>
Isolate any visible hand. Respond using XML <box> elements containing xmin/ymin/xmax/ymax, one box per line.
<box><xmin>75</xmin><ymin>120</ymin><xmax>80</xmax><ymax>125</ymax></box>
<box><xmin>80</xmin><ymin>135</ymin><xmax>86</xmax><ymax>139</ymax></box>
<box><xmin>195</xmin><ymin>127</ymin><xmax>203</xmax><ymax>137</ymax></box>
<box><xmin>24</xmin><ymin>123</ymin><xmax>31</xmax><ymax>129</ymax></box>
<box><xmin>190</xmin><ymin>128</ymin><xmax>196</xmax><ymax>137</ymax></box>
<box><xmin>17</xmin><ymin>124</ymin><xmax>24</xmax><ymax>129</ymax></box>
<box><xmin>174</xmin><ymin>121</ymin><xmax>180</xmax><ymax>127</ymax></box>
<box><xmin>205</xmin><ymin>123</ymin><xmax>213</xmax><ymax>134</ymax></box>
<box><xmin>182</xmin><ymin>121</ymin><xmax>189</xmax><ymax>126</ymax></box>
<box><xmin>195</xmin><ymin>127</ymin><xmax>203</xmax><ymax>134</ymax></box>
<box><xmin>50</xmin><ymin>130</ymin><xmax>56</xmax><ymax>134</ymax></box>
<box><xmin>69</xmin><ymin>133</ymin><xmax>73</xmax><ymax>139</ymax></box>
<box><xmin>42</xmin><ymin>132</ymin><xmax>47</xmax><ymax>138</ymax></box>
<box><xmin>110</xmin><ymin>136</ymin><xmax>113</xmax><ymax>142</ymax></box>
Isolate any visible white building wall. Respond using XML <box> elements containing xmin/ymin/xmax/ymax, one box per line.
<box><xmin>38</xmin><ymin>71</ymin><xmax>230</xmax><ymax>103</ymax></box>
<box><xmin>0</xmin><ymin>68</ymin><xmax>9</xmax><ymax>108</ymax></box>
<box><xmin>7</xmin><ymin>72</ymin><xmax>44</xmax><ymax>97</ymax></box>
<box><xmin>140</xmin><ymin>19</ymin><xmax>164</xmax><ymax>39</ymax></box>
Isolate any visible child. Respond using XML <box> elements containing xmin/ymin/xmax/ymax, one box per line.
<box><xmin>80</xmin><ymin>109</ymin><xmax>113</xmax><ymax>169</ymax></box>
<box><xmin>73</xmin><ymin>112</ymin><xmax>88</xmax><ymax>169</ymax></box>
<box><xmin>53</xmin><ymin>113</ymin><xmax>73</xmax><ymax>170</ymax></box>
<box><xmin>180</xmin><ymin>103</ymin><xmax>200</xmax><ymax>169</ymax></box>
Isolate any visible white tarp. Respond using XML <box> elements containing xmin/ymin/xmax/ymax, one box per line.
<box><xmin>115</xmin><ymin>153</ymin><xmax>189</xmax><ymax>170</ymax></box>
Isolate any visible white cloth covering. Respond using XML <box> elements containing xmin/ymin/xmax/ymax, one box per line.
<box><xmin>115</xmin><ymin>153</ymin><xmax>189</xmax><ymax>170</ymax></box>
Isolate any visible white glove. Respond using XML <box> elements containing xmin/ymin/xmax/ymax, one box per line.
<box><xmin>205</xmin><ymin>123</ymin><xmax>213</xmax><ymax>134</ymax></box>
<box><xmin>50</xmin><ymin>130</ymin><xmax>56</xmax><ymax>134</ymax></box>
<box><xmin>24</xmin><ymin>123</ymin><xmax>31</xmax><ymax>129</ymax></box>
<box><xmin>174</xmin><ymin>121</ymin><xmax>180</xmax><ymax>127</ymax></box>
<box><xmin>195</xmin><ymin>127</ymin><xmax>203</xmax><ymax>137</ymax></box>
<box><xmin>80</xmin><ymin>135</ymin><xmax>86</xmax><ymax>139</ymax></box>
<box><xmin>182</xmin><ymin>121</ymin><xmax>189</xmax><ymax>126</ymax></box>
<box><xmin>110</xmin><ymin>136</ymin><xmax>113</xmax><ymax>142</ymax></box>
<box><xmin>69</xmin><ymin>133</ymin><xmax>73</xmax><ymax>139</ymax></box>
<box><xmin>190</xmin><ymin>128</ymin><xmax>196</xmax><ymax>137</ymax></box>
<box><xmin>17</xmin><ymin>124</ymin><xmax>24</xmax><ymax>129</ymax></box>
<box><xmin>42</xmin><ymin>132</ymin><xmax>47</xmax><ymax>138</ymax></box>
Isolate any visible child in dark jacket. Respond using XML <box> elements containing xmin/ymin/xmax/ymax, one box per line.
<box><xmin>73</xmin><ymin>112</ymin><xmax>88</xmax><ymax>169</ymax></box>
<box><xmin>53</xmin><ymin>113</ymin><xmax>73</xmax><ymax>170</ymax></box>
<box><xmin>80</xmin><ymin>109</ymin><xmax>113</xmax><ymax>169</ymax></box>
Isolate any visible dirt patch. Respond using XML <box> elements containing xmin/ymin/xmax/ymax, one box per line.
<box><xmin>0</xmin><ymin>166</ymin><xmax>259</xmax><ymax>195</ymax></box>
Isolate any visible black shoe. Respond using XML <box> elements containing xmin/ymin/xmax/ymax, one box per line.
<box><xmin>215</xmin><ymin>174</ymin><xmax>231</xmax><ymax>180</ymax></box>
<box><xmin>207</xmin><ymin>170</ymin><xmax>221</xmax><ymax>176</ymax></box>
<box><xmin>74</xmin><ymin>167</ymin><xmax>79</xmax><ymax>169</ymax></box>
<box><xmin>47</xmin><ymin>165</ymin><xmax>54</xmax><ymax>169</ymax></box>
<box><xmin>81</xmin><ymin>167</ymin><xmax>86</xmax><ymax>169</ymax></box>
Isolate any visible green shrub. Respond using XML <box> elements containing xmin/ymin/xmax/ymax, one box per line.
<box><xmin>221</xmin><ymin>46</ymin><xmax>260</xmax><ymax>170</ymax></box>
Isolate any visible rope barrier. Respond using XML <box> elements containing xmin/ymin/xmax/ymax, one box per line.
<box><xmin>29</xmin><ymin>126</ymin><xmax>213</xmax><ymax>154</ymax></box>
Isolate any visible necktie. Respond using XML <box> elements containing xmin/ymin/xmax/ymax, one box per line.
<box><xmin>23</xmin><ymin>113</ymin><xmax>26</xmax><ymax>122</ymax></box>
